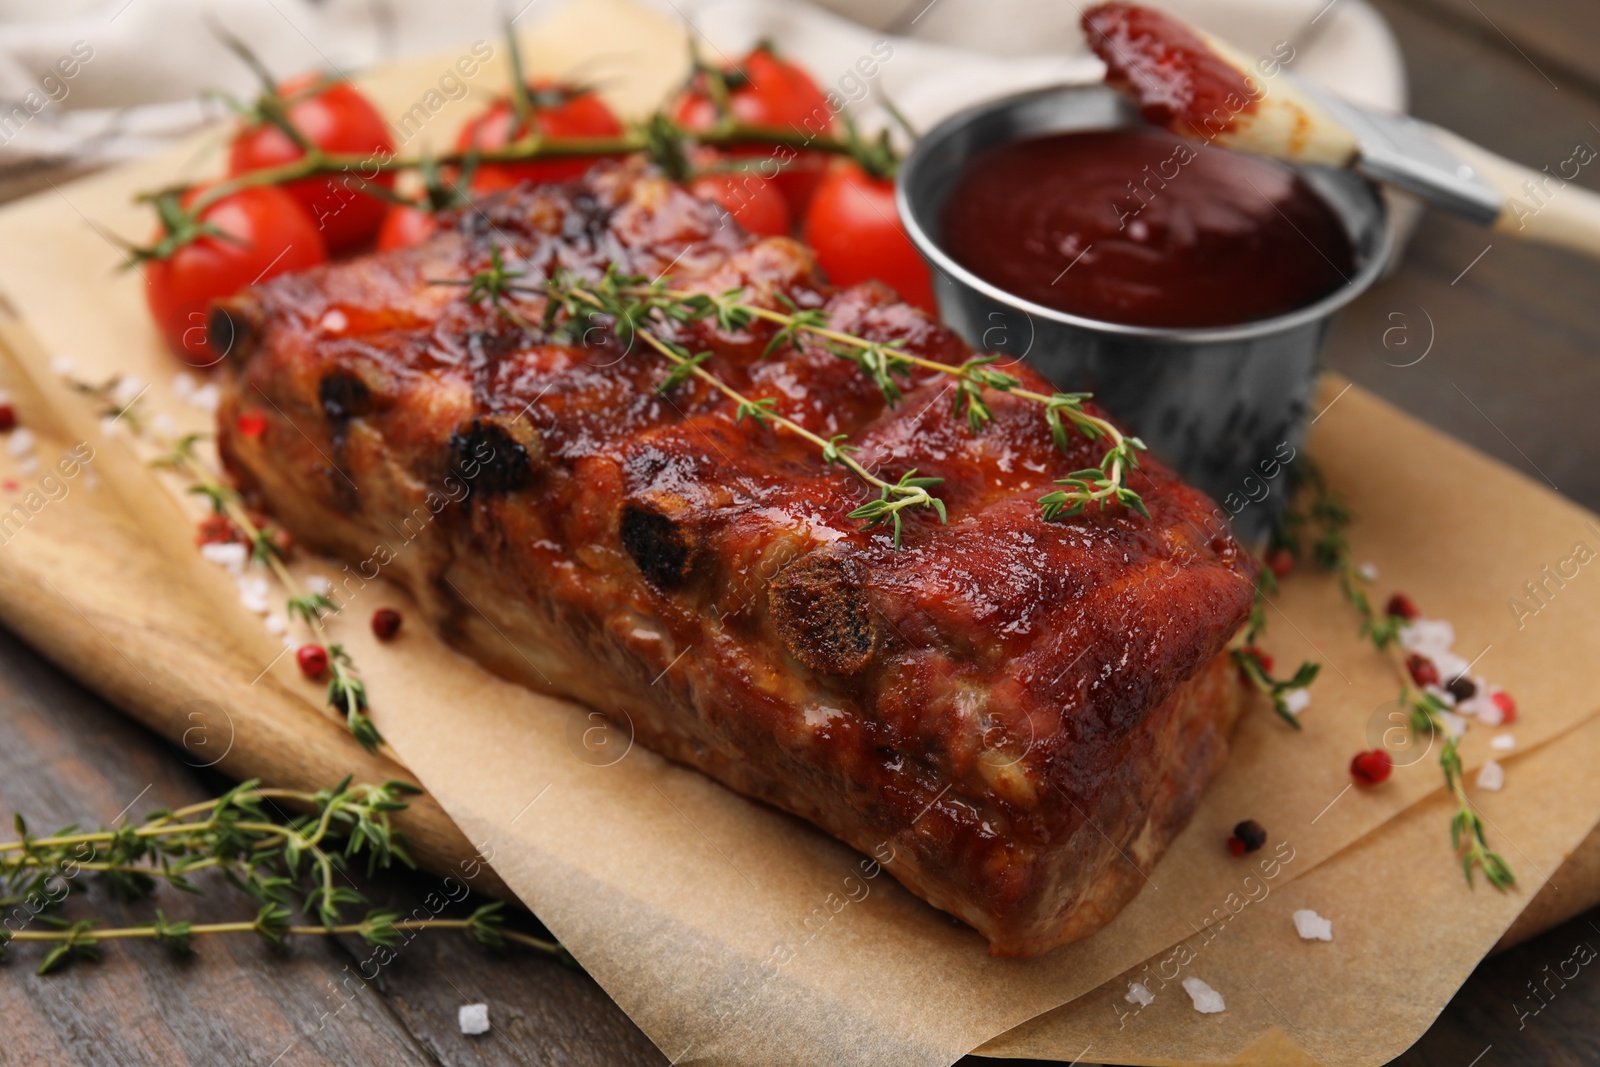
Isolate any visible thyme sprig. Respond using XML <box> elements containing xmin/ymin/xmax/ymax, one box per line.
<box><xmin>648</xmin><ymin>283</ymin><xmax>1149</xmax><ymax>521</ymax></box>
<box><xmin>1232</xmin><ymin>567</ymin><xmax>1320</xmax><ymax>729</ymax></box>
<box><xmin>132</xmin><ymin>122</ymin><xmax>852</xmax><ymax>263</ymax></box>
<box><xmin>428</xmin><ymin>245</ymin><xmax>536</xmax><ymax>331</ymax></box>
<box><xmin>438</xmin><ymin>267</ymin><xmax>1149</xmax><ymax>534</ymax></box>
<box><xmin>72</xmin><ymin>376</ymin><xmax>381</xmax><ymax>752</ymax></box>
<box><xmin>0</xmin><ymin>779</ymin><xmax>565</xmax><ymax>974</ymax></box>
<box><xmin>1287</xmin><ymin>461</ymin><xmax>1514</xmax><ymax>890</ymax></box>
<box><xmin>154</xmin><ymin>431</ymin><xmax>301</xmax><ymax>595</ymax></box>
<box><xmin>326</xmin><ymin>644</ymin><xmax>380</xmax><ymax>754</ymax></box>
<box><xmin>156</xmin><ymin>435</ymin><xmax>378</xmax><ymax>750</ymax></box>
<box><xmin>539</xmin><ymin>268</ymin><xmax>946</xmax><ymax>546</ymax></box>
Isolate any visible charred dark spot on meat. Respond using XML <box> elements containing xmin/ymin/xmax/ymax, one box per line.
<box><xmin>450</xmin><ymin>416</ymin><xmax>541</xmax><ymax>494</ymax></box>
<box><xmin>769</xmin><ymin>552</ymin><xmax>880</xmax><ymax>675</ymax></box>
<box><xmin>621</xmin><ymin>500</ymin><xmax>700</xmax><ymax>589</ymax></box>
<box><xmin>319</xmin><ymin>371</ymin><xmax>374</xmax><ymax>422</ymax></box>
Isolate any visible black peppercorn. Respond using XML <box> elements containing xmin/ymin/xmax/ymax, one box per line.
<box><xmin>1447</xmin><ymin>675</ymin><xmax>1476</xmax><ymax>703</ymax></box>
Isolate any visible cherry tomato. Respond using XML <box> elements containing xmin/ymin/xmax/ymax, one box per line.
<box><xmin>672</xmin><ymin>46</ymin><xmax>833</xmax><ymax>214</ymax></box>
<box><xmin>376</xmin><ymin>203</ymin><xmax>439</xmax><ymax>251</ymax></box>
<box><xmin>227</xmin><ymin>73</ymin><xmax>396</xmax><ymax>254</ymax></box>
<box><xmin>688</xmin><ymin>152</ymin><xmax>791</xmax><ymax>238</ymax></box>
<box><xmin>457</xmin><ymin>83</ymin><xmax>625</xmax><ymax>190</ymax></box>
<box><xmin>802</xmin><ymin>160</ymin><xmax>936</xmax><ymax>314</ymax></box>
<box><xmin>144</xmin><ymin>186</ymin><xmax>328</xmax><ymax>365</ymax></box>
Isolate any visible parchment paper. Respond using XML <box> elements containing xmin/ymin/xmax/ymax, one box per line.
<box><xmin>0</xmin><ymin>3</ymin><xmax>1598</xmax><ymax>1064</ymax></box>
<box><xmin>978</xmin><ymin>711</ymin><xmax>1600</xmax><ymax>1066</ymax></box>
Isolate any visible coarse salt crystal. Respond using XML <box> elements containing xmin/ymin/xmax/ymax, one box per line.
<box><xmin>305</xmin><ymin>575</ymin><xmax>332</xmax><ymax>595</ymax></box>
<box><xmin>1472</xmin><ymin>695</ymin><xmax>1504</xmax><ymax>726</ymax></box>
<box><xmin>1292</xmin><ymin>908</ymin><xmax>1333</xmax><ymax>941</ymax></box>
<box><xmin>1491</xmin><ymin>734</ymin><xmax>1516</xmax><ymax>752</ymax></box>
<box><xmin>1283</xmin><ymin>688</ymin><xmax>1311</xmax><ymax>716</ymax></box>
<box><xmin>237</xmin><ymin>575</ymin><xmax>271</xmax><ymax>614</ymax></box>
<box><xmin>320</xmin><ymin>309</ymin><xmax>349</xmax><ymax>333</ymax></box>
<box><xmin>188</xmin><ymin>383</ymin><xmax>221</xmax><ymax>413</ymax></box>
<box><xmin>1357</xmin><ymin>562</ymin><xmax>1378</xmax><ymax>581</ymax></box>
<box><xmin>6</xmin><ymin>427</ymin><xmax>35</xmax><ymax>457</ymax></box>
<box><xmin>1477</xmin><ymin>760</ymin><xmax>1505</xmax><ymax>791</ymax></box>
<box><xmin>152</xmin><ymin>412</ymin><xmax>177</xmax><ymax>437</ymax></box>
<box><xmin>264</xmin><ymin>614</ymin><xmax>287</xmax><ymax>635</ymax></box>
<box><xmin>171</xmin><ymin>372</ymin><xmax>195</xmax><ymax>398</ymax></box>
<box><xmin>1399</xmin><ymin>619</ymin><xmax>1454</xmax><ymax>657</ymax></box>
<box><xmin>1437</xmin><ymin>710</ymin><xmax>1468</xmax><ymax>739</ymax></box>
<box><xmin>16</xmin><ymin>457</ymin><xmax>38</xmax><ymax>476</ymax></box>
<box><xmin>1182</xmin><ymin>976</ymin><xmax>1225</xmax><ymax>1014</ymax></box>
<box><xmin>1432</xmin><ymin>651</ymin><xmax>1471</xmax><ymax>685</ymax></box>
<box><xmin>200</xmin><ymin>542</ymin><xmax>248</xmax><ymax>573</ymax></box>
<box><xmin>49</xmin><ymin>357</ymin><xmax>73</xmax><ymax>377</ymax></box>
<box><xmin>458</xmin><ymin>1003</ymin><xmax>490</xmax><ymax>1035</ymax></box>
<box><xmin>1125</xmin><ymin>982</ymin><xmax>1154</xmax><ymax>1007</ymax></box>
<box><xmin>111</xmin><ymin>376</ymin><xmax>143</xmax><ymax>406</ymax></box>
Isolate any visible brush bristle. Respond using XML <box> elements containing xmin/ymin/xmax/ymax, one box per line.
<box><xmin>1195</xmin><ymin>31</ymin><xmax>1360</xmax><ymax>167</ymax></box>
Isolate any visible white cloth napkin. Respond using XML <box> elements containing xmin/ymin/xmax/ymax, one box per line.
<box><xmin>0</xmin><ymin>0</ymin><xmax>1404</xmax><ymax>169</ymax></box>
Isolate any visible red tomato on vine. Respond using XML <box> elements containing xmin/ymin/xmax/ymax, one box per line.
<box><xmin>687</xmin><ymin>149</ymin><xmax>792</xmax><ymax>237</ymax></box>
<box><xmin>143</xmin><ymin>186</ymin><xmax>328</xmax><ymax>365</ymax></box>
<box><xmin>227</xmin><ymin>73</ymin><xmax>396</xmax><ymax>254</ymax></box>
<box><xmin>671</xmin><ymin>46</ymin><xmax>834</xmax><ymax>215</ymax></box>
<box><xmin>803</xmin><ymin>159</ymin><xmax>936</xmax><ymax>314</ymax></box>
<box><xmin>375</xmin><ymin>204</ymin><xmax>439</xmax><ymax>251</ymax></box>
<box><xmin>457</xmin><ymin>83</ymin><xmax>625</xmax><ymax>189</ymax></box>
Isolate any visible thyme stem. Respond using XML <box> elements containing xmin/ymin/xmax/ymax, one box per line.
<box><xmin>5</xmin><ymin>919</ymin><xmax>561</xmax><ymax>954</ymax></box>
<box><xmin>144</xmin><ymin>123</ymin><xmax>854</xmax><ymax>220</ymax></box>
<box><xmin>170</xmin><ymin>445</ymin><xmax>298</xmax><ymax>592</ymax></box>
<box><xmin>153</xmin><ymin>427</ymin><xmax>373</xmax><ymax>750</ymax></box>
<box><xmin>71</xmin><ymin>377</ymin><xmax>377</xmax><ymax>750</ymax></box>
<box><xmin>461</xmin><ymin>270</ymin><xmax>1149</xmax><ymax>531</ymax></box>
<box><xmin>1287</xmin><ymin>461</ymin><xmax>1513</xmax><ymax>889</ymax></box>
<box><xmin>561</xmin><ymin>285</ymin><xmax>946</xmax><ymax>546</ymax></box>
<box><xmin>667</xmin><ymin>288</ymin><xmax>1146</xmax><ymax>519</ymax></box>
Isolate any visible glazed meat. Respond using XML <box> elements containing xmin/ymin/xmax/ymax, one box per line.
<box><xmin>214</xmin><ymin>161</ymin><xmax>1256</xmax><ymax>956</ymax></box>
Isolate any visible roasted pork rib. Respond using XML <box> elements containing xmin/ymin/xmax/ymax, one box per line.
<box><xmin>213</xmin><ymin>162</ymin><xmax>1256</xmax><ymax>956</ymax></box>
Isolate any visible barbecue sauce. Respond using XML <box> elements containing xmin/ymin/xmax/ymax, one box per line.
<box><xmin>1082</xmin><ymin>2</ymin><xmax>1261</xmax><ymax>137</ymax></box>
<box><xmin>938</xmin><ymin>128</ymin><xmax>1356</xmax><ymax>328</ymax></box>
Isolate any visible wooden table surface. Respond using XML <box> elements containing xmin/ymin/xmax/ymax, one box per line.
<box><xmin>2</xmin><ymin>0</ymin><xmax>1597</xmax><ymax>1063</ymax></box>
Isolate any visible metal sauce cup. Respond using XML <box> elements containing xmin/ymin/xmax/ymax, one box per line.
<box><xmin>896</xmin><ymin>85</ymin><xmax>1393</xmax><ymax>543</ymax></box>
